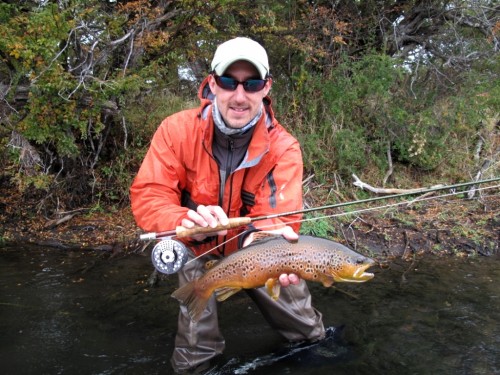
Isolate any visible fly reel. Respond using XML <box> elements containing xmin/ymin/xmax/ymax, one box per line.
<box><xmin>151</xmin><ymin>239</ymin><xmax>188</xmax><ymax>274</ymax></box>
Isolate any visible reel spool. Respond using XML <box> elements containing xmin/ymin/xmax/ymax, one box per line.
<box><xmin>151</xmin><ymin>239</ymin><xmax>188</xmax><ymax>274</ymax></box>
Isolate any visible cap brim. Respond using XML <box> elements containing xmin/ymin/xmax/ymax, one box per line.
<box><xmin>214</xmin><ymin>58</ymin><xmax>268</xmax><ymax>79</ymax></box>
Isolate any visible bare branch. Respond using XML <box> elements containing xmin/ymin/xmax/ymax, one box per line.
<box><xmin>352</xmin><ymin>174</ymin><xmax>445</xmax><ymax>195</ymax></box>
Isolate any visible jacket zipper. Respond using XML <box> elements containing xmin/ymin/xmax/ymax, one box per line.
<box><xmin>217</xmin><ymin>139</ymin><xmax>235</xmax><ymax>256</ymax></box>
<box><xmin>218</xmin><ymin>139</ymin><xmax>234</xmax><ymax>206</ymax></box>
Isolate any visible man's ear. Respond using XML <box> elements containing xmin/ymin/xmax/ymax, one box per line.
<box><xmin>208</xmin><ymin>75</ymin><xmax>217</xmax><ymax>93</ymax></box>
<box><xmin>264</xmin><ymin>78</ymin><xmax>273</xmax><ymax>95</ymax></box>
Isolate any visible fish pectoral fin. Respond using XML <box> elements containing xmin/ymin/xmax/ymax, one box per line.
<box><xmin>320</xmin><ymin>275</ymin><xmax>335</xmax><ymax>287</ymax></box>
<box><xmin>265</xmin><ymin>278</ymin><xmax>281</xmax><ymax>301</ymax></box>
<box><xmin>214</xmin><ymin>287</ymin><xmax>242</xmax><ymax>301</ymax></box>
<box><xmin>204</xmin><ymin>259</ymin><xmax>220</xmax><ymax>270</ymax></box>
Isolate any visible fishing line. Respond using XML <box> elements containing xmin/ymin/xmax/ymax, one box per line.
<box><xmin>285</xmin><ymin>183</ymin><xmax>500</xmax><ymax>229</ymax></box>
<box><xmin>143</xmin><ymin>177</ymin><xmax>500</xmax><ymax>241</ymax></box>
<box><xmin>249</xmin><ymin>177</ymin><xmax>500</xmax><ymax>223</ymax></box>
<box><xmin>148</xmin><ymin>179</ymin><xmax>500</xmax><ymax>273</ymax></box>
<box><xmin>184</xmin><ymin>182</ymin><xmax>500</xmax><ymax>266</ymax></box>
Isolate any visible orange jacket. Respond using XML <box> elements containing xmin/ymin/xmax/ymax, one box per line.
<box><xmin>130</xmin><ymin>78</ymin><xmax>303</xmax><ymax>256</ymax></box>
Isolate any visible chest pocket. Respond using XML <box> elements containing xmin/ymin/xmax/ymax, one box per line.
<box><xmin>240</xmin><ymin>160</ymin><xmax>277</xmax><ymax>216</ymax></box>
<box><xmin>240</xmin><ymin>127</ymin><xmax>297</xmax><ymax>216</ymax></box>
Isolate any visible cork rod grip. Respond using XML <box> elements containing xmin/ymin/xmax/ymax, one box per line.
<box><xmin>175</xmin><ymin>217</ymin><xmax>252</xmax><ymax>238</ymax></box>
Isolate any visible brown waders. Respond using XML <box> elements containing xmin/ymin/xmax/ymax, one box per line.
<box><xmin>170</xmin><ymin>251</ymin><xmax>325</xmax><ymax>373</ymax></box>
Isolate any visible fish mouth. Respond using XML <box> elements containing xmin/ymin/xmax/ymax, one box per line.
<box><xmin>334</xmin><ymin>262</ymin><xmax>375</xmax><ymax>283</ymax></box>
<box><xmin>353</xmin><ymin>263</ymin><xmax>375</xmax><ymax>281</ymax></box>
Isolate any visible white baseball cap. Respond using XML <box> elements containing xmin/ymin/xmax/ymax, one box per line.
<box><xmin>211</xmin><ymin>37</ymin><xmax>270</xmax><ymax>79</ymax></box>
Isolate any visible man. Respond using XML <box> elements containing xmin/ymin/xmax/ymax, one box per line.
<box><xmin>130</xmin><ymin>37</ymin><xmax>325</xmax><ymax>374</ymax></box>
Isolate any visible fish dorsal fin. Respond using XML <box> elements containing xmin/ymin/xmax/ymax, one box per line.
<box><xmin>253</xmin><ymin>231</ymin><xmax>299</xmax><ymax>244</ymax></box>
<box><xmin>204</xmin><ymin>259</ymin><xmax>220</xmax><ymax>270</ymax></box>
<box><xmin>243</xmin><ymin>231</ymin><xmax>283</xmax><ymax>248</ymax></box>
<box><xmin>214</xmin><ymin>286</ymin><xmax>242</xmax><ymax>301</ymax></box>
<box><xmin>252</xmin><ymin>232</ymin><xmax>282</xmax><ymax>242</ymax></box>
<box><xmin>244</xmin><ymin>231</ymin><xmax>298</xmax><ymax>248</ymax></box>
<box><xmin>265</xmin><ymin>278</ymin><xmax>281</xmax><ymax>301</ymax></box>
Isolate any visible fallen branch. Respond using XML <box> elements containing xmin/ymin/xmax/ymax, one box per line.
<box><xmin>44</xmin><ymin>213</ymin><xmax>78</xmax><ymax>229</ymax></box>
<box><xmin>43</xmin><ymin>208</ymin><xmax>91</xmax><ymax>229</ymax></box>
<box><xmin>352</xmin><ymin>173</ymin><xmax>445</xmax><ymax>195</ymax></box>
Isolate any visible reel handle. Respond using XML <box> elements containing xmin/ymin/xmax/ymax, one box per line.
<box><xmin>176</xmin><ymin>217</ymin><xmax>252</xmax><ymax>238</ymax></box>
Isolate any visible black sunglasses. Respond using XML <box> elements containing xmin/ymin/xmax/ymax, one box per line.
<box><xmin>213</xmin><ymin>74</ymin><xmax>268</xmax><ymax>93</ymax></box>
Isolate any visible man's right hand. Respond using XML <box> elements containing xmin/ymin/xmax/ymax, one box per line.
<box><xmin>181</xmin><ymin>205</ymin><xmax>229</xmax><ymax>241</ymax></box>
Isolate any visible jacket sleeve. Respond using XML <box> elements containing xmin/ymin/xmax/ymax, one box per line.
<box><xmin>247</xmin><ymin>138</ymin><xmax>303</xmax><ymax>233</ymax></box>
<box><xmin>129</xmin><ymin>118</ymin><xmax>189</xmax><ymax>232</ymax></box>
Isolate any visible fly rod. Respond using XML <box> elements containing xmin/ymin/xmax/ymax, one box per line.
<box><xmin>140</xmin><ymin>177</ymin><xmax>500</xmax><ymax>241</ymax></box>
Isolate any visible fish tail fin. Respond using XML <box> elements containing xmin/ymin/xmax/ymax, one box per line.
<box><xmin>171</xmin><ymin>282</ymin><xmax>209</xmax><ymax>323</ymax></box>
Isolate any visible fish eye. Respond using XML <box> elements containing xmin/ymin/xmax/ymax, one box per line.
<box><xmin>356</xmin><ymin>257</ymin><xmax>366</xmax><ymax>264</ymax></box>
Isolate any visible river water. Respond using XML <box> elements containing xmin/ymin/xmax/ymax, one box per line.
<box><xmin>0</xmin><ymin>245</ymin><xmax>498</xmax><ymax>375</ymax></box>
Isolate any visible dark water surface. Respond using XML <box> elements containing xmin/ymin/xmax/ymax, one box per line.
<box><xmin>1</xmin><ymin>245</ymin><xmax>498</xmax><ymax>375</ymax></box>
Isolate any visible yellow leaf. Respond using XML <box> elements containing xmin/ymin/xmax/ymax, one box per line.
<box><xmin>333</xmin><ymin>35</ymin><xmax>347</xmax><ymax>45</ymax></box>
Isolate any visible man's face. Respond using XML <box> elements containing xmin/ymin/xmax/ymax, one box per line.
<box><xmin>209</xmin><ymin>60</ymin><xmax>272</xmax><ymax>129</ymax></box>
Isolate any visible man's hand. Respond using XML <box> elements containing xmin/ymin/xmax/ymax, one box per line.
<box><xmin>243</xmin><ymin>225</ymin><xmax>301</xmax><ymax>288</ymax></box>
<box><xmin>275</xmin><ymin>225</ymin><xmax>299</xmax><ymax>242</ymax></box>
<box><xmin>181</xmin><ymin>205</ymin><xmax>229</xmax><ymax>241</ymax></box>
<box><xmin>279</xmin><ymin>273</ymin><xmax>300</xmax><ymax>287</ymax></box>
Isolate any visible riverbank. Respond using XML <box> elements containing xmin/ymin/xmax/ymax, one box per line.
<box><xmin>1</xmin><ymin>182</ymin><xmax>498</xmax><ymax>260</ymax></box>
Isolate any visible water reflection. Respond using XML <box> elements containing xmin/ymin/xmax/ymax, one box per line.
<box><xmin>0</xmin><ymin>246</ymin><xmax>498</xmax><ymax>374</ymax></box>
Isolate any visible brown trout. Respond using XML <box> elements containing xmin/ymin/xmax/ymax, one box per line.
<box><xmin>171</xmin><ymin>235</ymin><xmax>375</xmax><ymax>322</ymax></box>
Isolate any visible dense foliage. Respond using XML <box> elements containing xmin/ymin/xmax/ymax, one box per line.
<box><xmin>0</xmin><ymin>0</ymin><xmax>498</xmax><ymax>214</ymax></box>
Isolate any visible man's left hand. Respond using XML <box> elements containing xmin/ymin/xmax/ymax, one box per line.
<box><xmin>279</xmin><ymin>273</ymin><xmax>300</xmax><ymax>287</ymax></box>
<box><xmin>275</xmin><ymin>226</ymin><xmax>300</xmax><ymax>287</ymax></box>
